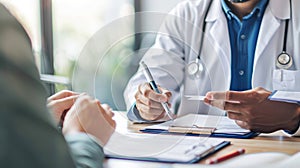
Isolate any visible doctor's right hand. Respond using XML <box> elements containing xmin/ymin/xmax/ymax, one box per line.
<box><xmin>135</xmin><ymin>82</ymin><xmax>173</xmax><ymax>121</ymax></box>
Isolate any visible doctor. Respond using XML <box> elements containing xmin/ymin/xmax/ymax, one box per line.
<box><xmin>124</xmin><ymin>0</ymin><xmax>300</xmax><ymax>132</ymax></box>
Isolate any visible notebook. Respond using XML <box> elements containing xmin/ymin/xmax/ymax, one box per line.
<box><xmin>104</xmin><ymin>133</ymin><xmax>230</xmax><ymax>163</ymax></box>
<box><xmin>140</xmin><ymin>114</ymin><xmax>259</xmax><ymax>139</ymax></box>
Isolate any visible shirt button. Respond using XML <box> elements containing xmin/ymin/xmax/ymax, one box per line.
<box><xmin>241</xmin><ymin>34</ymin><xmax>246</xmax><ymax>40</ymax></box>
<box><xmin>239</xmin><ymin>70</ymin><xmax>244</xmax><ymax>76</ymax></box>
<box><xmin>257</xmin><ymin>13</ymin><xmax>261</xmax><ymax>17</ymax></box>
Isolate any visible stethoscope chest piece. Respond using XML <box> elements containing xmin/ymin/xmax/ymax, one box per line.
<box><xmin>276</xmin><ymin>51</ymin><xmax>293</xmax><ymax>69</ymax></box>
<box><xmin>187</xmin><ymin>59</ymin><xmax>203</xmax><ymax>77</ymax></box>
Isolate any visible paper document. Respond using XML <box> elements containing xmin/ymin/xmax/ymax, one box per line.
<box><xmin>104</xmin><ymin>133</ymin><xmax>230</xmax><ymax>163</ymax></box>
<box><xmin>268</xmin><ymin>90</ymin><xmax>300</xmax><ymax>104</ymax></box>
<box><xmin>185</xmin><ymin>95</ymin><xmax>205</xmax><ymax>101</ymax></box>
<box><xmin>141</xmin><ymin>114</ymin><xmax>257</xmax><ymax>138</ymax></box>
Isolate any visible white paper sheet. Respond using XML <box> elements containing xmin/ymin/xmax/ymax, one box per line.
<box><xmin>269</xmin><ymin>91</ymin><xmax>300</xmax><ymax>104</ymax></box>
<box><xmin>185</xmin><ymin>95</ymin><xmax>206</xmax><ymax>101</ymax></box>
<box><xmin>104</xmin><ymin>133</ymin><xmax>227</xmax><ymax>163</ymax></box>
<box><xmin>144</xmin><ymin>114</ymin><xmax>250</xmax><ymax>134</ymax></box>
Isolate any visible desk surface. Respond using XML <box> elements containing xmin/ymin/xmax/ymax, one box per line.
<box><xmin>104</xmin><ymin>112</ymin><xmax>300</xmax><ymax>167</ymax></box>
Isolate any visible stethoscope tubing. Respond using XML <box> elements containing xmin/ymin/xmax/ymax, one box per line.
<box><xmin>188</xmin><ymin>0</ymin><xmax>293</xmax><ymax>76</ymax></box>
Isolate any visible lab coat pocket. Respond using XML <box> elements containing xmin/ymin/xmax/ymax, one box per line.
<box><xmin>273</xmin><ymin>69</ymin><xmax>300</xmax><ymax>91</ymax></box>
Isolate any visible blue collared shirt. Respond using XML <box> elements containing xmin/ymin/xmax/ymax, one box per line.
<box><xmin>221</xmin><ymin>0</ymin><xmax>269</xmax><ymax>91</ymax></box>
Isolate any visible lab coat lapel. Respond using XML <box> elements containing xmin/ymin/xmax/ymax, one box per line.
<box><xmin>206</xmin><ymin>0</ymin><xmax>231</xmax><ymax>88</ymax></box>
<box><xmin>253</xmin><ymin>0</ymin><xmax>290</xmax><ymax>69</ymax></box>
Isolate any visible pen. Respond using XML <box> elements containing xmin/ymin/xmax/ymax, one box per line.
<box><xmin>58</xmin><ymin>109</ymin><xmax>68</xmax><ymax>130</ymax></box>
<box><xmin>140</xmin><ymin>61</ymin><xmax>173</xmax><ymax>120</ymax></box>
<box><xmin>206</xmin><ymin>148</ymin><xmax>245</xmax><ymax>164</ymax></box>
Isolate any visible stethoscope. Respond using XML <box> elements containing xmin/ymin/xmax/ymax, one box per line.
<box><xmin>276</xmin><ymin>18</ymin><xmax>292</xmax><ymax>70</ymax></box>
<box><xmin>187</xmin><ymin>0</ymin><xmax>293</xmax><ymax>78</ymax></box>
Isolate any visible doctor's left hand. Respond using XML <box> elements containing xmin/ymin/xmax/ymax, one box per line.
<box><xmin>204</xmin><ymin>87</ymin><xmax>300</xmax><ymax>133</ymax></box>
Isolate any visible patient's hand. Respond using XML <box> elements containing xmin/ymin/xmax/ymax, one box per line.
<box><xmin>47</xmin><ymin>90</ymin><xmax>79</xmax><ymax>124</ymax></box>
<box><xmin>62</xmin><ymin>95</ymin><xmax>116</xmax><ymax>145</ymax></box>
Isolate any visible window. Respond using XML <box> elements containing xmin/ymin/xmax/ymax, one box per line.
<box><xmin>52</xmin><ymin>0</ymin><xmax>134</xmax><ymax>110</ymax></box>
<box><xmin>2</xmin><ymin>0</ymin><xmax>182</xmax><ymax>111</ymax></box>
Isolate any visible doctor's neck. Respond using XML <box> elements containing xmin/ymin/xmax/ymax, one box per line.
<box><xmin>226</xmin><ymin>0</ymin><xmax>260</xmax><ymax>20</ymax></box>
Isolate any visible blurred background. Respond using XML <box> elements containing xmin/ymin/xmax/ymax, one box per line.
<box><xmin>0</xmin><ymin>0</ymin><xmax>182</xmax><ymax>111</ymax></box>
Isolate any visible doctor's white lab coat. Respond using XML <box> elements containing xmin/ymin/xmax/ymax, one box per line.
<box><xmin>124</xmin><ymin>0</ymin><xmax>300</xmax><ymax>120</ymax></box>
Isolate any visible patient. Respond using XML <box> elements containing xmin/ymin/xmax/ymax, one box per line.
<box><xmin>0</xmin><ymin>3</ymin><xmax>115</xmax><ymax>168</ymax></box>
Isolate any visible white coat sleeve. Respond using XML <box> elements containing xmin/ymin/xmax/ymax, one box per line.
<box><xmin>290</xmin><ymin>127</ymin><xmax>300</xmax><ymax>136</ymax></box>
<box><xmin>124</xmin><ymin>1</ymin><xmax>193</xmax><ymax>116</ymax></box>
<box><xmin>284</xmin><ymin>125</ymin><xmax>300</xmax><ymax>137</ymax></box>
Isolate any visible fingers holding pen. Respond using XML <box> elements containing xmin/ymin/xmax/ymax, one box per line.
<box><xmin>137</xmin><ymin>102</ymin><xmax>165</xmax><ymax>120</ymax></box>
<box><xmin>139</xmin><ymin>83</ymin><xmax>169</xmax><ymax>103</ymax></box>
<box><xmin>135</xmin><ymin>83</ymin><xmax>172</xmax><ymax>120</ymax></box>
<box><xmin>136</xmin><ymin>83</ymin><xmax>170</xmax><ymax>109</ymax></box>
<box><xmin>136</xmin><ymin>85</ymin><xmax>162</xmax><ymax>108</ymax></box>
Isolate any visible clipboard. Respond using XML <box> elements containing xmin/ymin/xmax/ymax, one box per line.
<box><xmin>104</xmin><ymin>133</ymin><xmax>230</xmax><ymax>163</ymax></box>
<box><xmin>141</xmin><ymin>129</ymin><xmax>259</xmax><ymax>139</ymax></box>
<box><xmin>268</xmin><ymin>90</ymin><xmax>300</xmax><ymax>104</ymax></box>
<box><xmin>168</xmin><ymin>126</ymin><xmax>216</xmax><ymax>134</ymax></box>
<box><xmin>140</xmin><ymin>114</ymin><xmax>259</xmax><ymax>139</ymax></box>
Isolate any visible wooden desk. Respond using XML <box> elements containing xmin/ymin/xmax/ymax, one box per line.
<box><xmin>104</xmin><ymin>112</ymin><xmax>300</xmax><ymax>168</ymax></box>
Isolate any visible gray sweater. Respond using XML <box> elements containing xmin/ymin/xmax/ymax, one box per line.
<box><xmin>0</xmin><ymin>4</ymin><xmax>104</xmax><ymax>168</ymax></box>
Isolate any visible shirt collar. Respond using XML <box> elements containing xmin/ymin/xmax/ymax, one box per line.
<box><xmin>251</xmin><ymin>0</ymin><xmax>269</xmax><ymax>18</ymax></box>
<box><xmin>221</xmin><ymin>0</ymin><xmax>233</xmax><ymax>19</ymax></box>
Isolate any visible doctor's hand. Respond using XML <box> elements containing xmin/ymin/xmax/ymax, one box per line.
<box><xmin>62</xmin><ymin>95</ymin><xmax>116</xmax><ymax>145</ymax></box>
<box><xmin>47</xmin><ymin>90</ymin><xmax>80</xmax><ymax>124</ymax></box>
<box><xmin>135</xmin><ymin>82</ymin><xmax>175</xmax><ymax>121</ymax></box>
<box><xmin>204</xmin><ymin>87</ymin><xmax>300</xmax><ymax>133</ymax></box>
